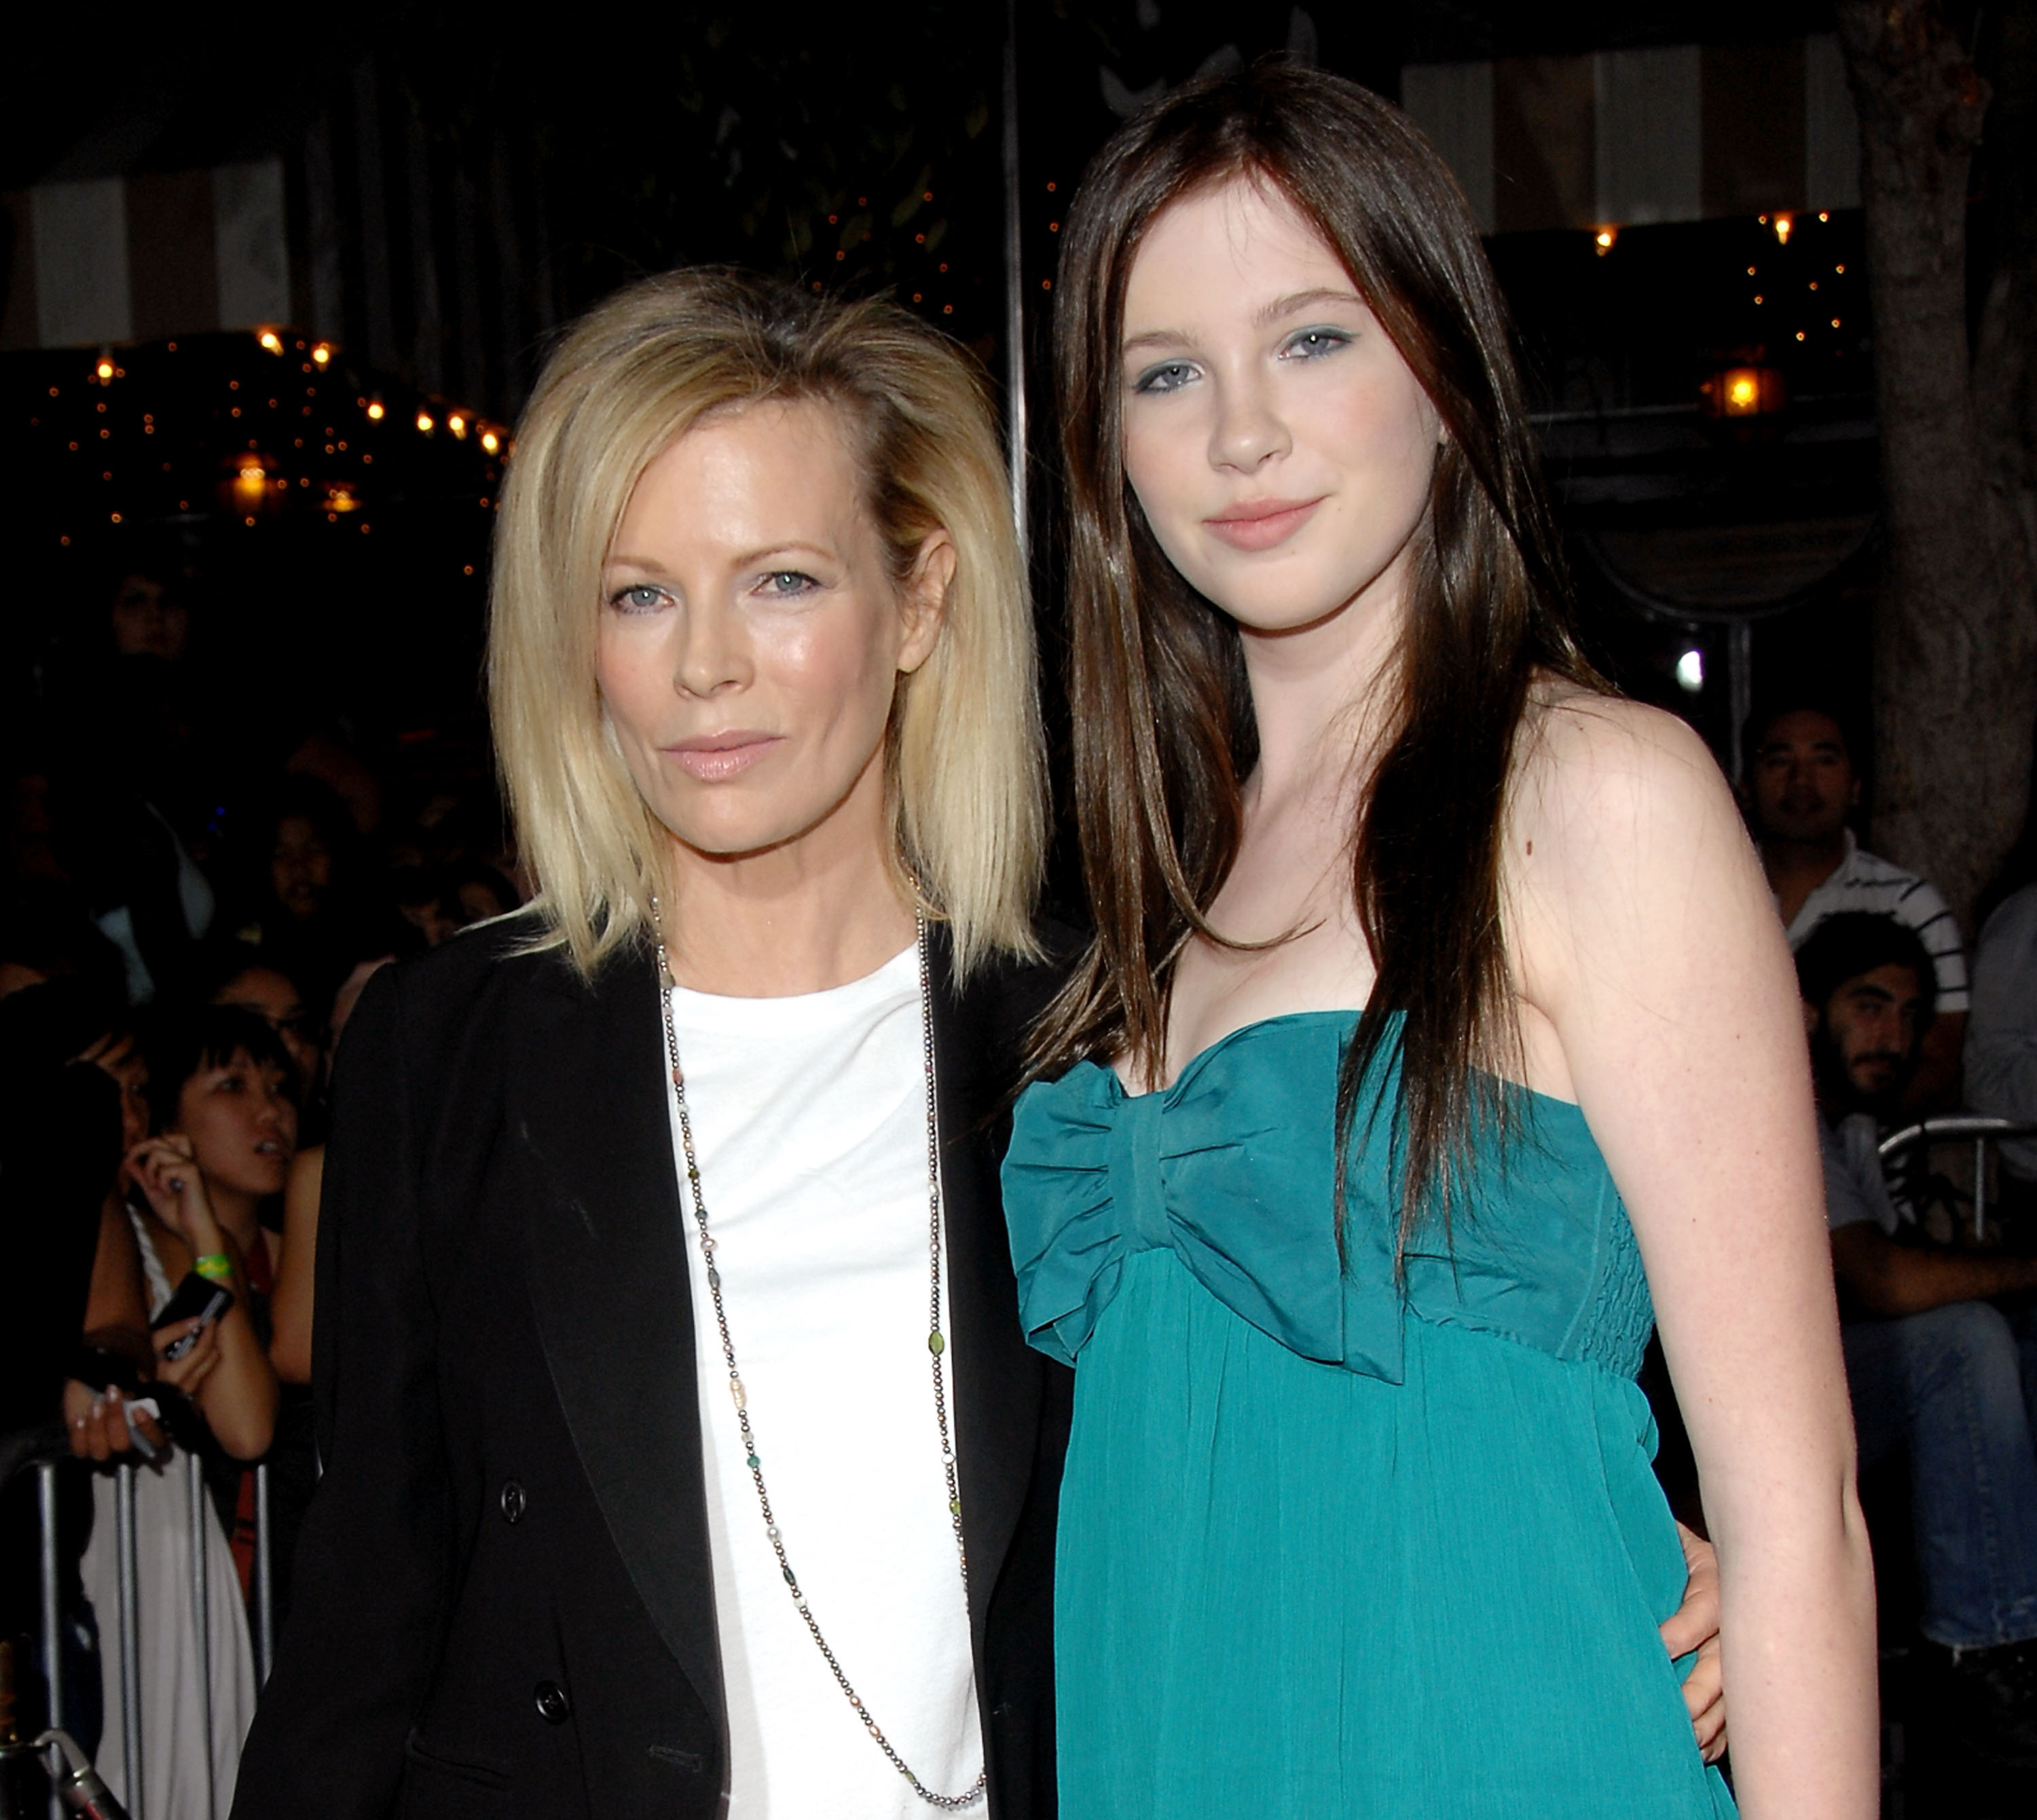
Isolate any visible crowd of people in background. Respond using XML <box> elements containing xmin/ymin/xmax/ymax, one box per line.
<box><xmin>11</xmin><ymin>562</ymin><xmax>2037</xmax><ymax>1799</ymax></box>
<box><xmin>0</xmin><ymin>548</ymin><xmax>522</xmax><ymax>1813</ymax></box>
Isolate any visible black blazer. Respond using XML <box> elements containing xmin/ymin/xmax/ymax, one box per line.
<box><xmin>232</xmin><ymin>916</ymin><xmax>1071</xmax><ymax>1819</ymax></box>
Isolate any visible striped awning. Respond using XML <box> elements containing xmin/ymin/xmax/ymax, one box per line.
<box><xmin>1401</xmin><ymin>34</ymin><xmax>1862</xmax><ymax>236</ymax></box>
<box><xmin>1</xmin><ymin>157</ymin><xmax>289</xmax><ymax>352</ymax></box>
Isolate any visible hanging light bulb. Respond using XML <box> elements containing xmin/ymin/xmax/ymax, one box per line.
<box><xmin>1675</xmin><ymin>649</ymin><xmax>1704</xmax><ymax>693</ymax></box>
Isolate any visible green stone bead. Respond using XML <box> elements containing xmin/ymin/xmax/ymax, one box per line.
<box><xmin>747</xmin><ymin>1453</ymin><xmax>760</xmax><ymax>1470</ymax></box>
<box><xmin>928</xmin><ymin>1330</ymin><xmax>945</xmax><ymax>1355</ymax></box>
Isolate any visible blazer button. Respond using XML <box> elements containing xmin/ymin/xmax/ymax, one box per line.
<box><xmin>500</xmin><ymin>1480</ymin><xmax>527</xmax><ymax>1524</ymax></box>
<box><xmin>534</xmin><ymin>1680</ymin><xmax>571</xmax><ymax>1724</ymax></box>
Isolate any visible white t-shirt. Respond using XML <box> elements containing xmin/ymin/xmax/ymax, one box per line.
<box><xmin>1784</xmin><ymin>831</ymin><xmax>1970</xmax><ymax>1013</ymax></box>
<box><xmin>664</xmin><ymin>946</ymin><xmax>983</xmax><ymax>1817</ymax></box>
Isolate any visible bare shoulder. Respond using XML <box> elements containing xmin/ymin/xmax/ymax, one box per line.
<box><xmin>1515</xmin><ymin>687</ymin><xmax>1728</xmax><ymax>839</ymax></box>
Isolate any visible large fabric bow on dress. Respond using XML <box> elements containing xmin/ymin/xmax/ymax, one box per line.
<box><xmin>1002</xmin><ymin>1013</ymin><xmax>1408</xmax><ymax>1384</ymax></box>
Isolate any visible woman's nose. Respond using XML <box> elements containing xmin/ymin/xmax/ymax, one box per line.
<box><xmin>672</xmin><ymin>600</ymin><xmax>752</xmax><ymax>698</ymax></box>
<box><xmin>1207</xmin><ymin>377</ymin><xmax>1291</xmax><ymax>473</ymax></box>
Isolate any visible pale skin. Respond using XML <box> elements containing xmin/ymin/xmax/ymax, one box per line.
<box><xmin>596</xmin><ymin>397</ymin><xmax>950</xmax><ymax>996</ymax></box>
<box><xmin>1118</xmin><ymin>177</ymin><xmax>1875</xmax><ymax>1808</ymax></box>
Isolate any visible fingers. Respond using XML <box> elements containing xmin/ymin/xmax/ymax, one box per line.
<box><xmin>152</xmin><ymin>1315</ymin><xmax>204</xmax><ymax>1358</ymax></box>
<box><xmin>1658</xmin><ymin>1525</ymin><xmax>1721</xmax><ymax>1662</ymax></box>
<box><xmin>1687</xmin><ymin>1634</ymin><xmax>1726</xmax><ymax>1760</ymax></box>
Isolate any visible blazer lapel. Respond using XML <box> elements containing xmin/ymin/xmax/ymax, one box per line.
<box><xmin>511</xmin><ymin>941</ymin><xmax>724</xmax><ymax>1730</ymax></box>
<box><xmin>930</xmin><ymin>931</ymin><xmax>1044</xmax><ymax>1650</ymax></box>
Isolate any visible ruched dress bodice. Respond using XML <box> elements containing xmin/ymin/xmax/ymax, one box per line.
<box><xmin>1003</xmin><ymin>1013</ymin><xmax>1734</xmax><ymax>1819</ymax></box>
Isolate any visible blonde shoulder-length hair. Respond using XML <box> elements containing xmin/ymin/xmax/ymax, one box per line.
<box><xmin>490</xmin><ymin>268</ymin><xmax>1045</xmax><ymax>981</ymax></box>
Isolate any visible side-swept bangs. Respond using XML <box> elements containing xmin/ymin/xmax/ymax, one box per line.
<box><xmin>490</xmin><ymin>270</ymin><xmax>1044</xmax><ymax>979</ymax></box>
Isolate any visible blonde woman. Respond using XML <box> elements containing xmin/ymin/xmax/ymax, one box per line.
<box><xmin>233</xmin><ymin>271</ymin><xmax>1064</xmax><ymax>1819</ymax></box>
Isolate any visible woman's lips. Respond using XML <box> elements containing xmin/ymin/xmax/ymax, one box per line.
<box><xmin>664</xmin><ymin>733</ymin><xmax>784</xmax><ymax>781</ymax></box>
<box><xmin>1204</xmin><ymin>496</ymin><xmax>1323</xmax><ymax>551</ymax></box>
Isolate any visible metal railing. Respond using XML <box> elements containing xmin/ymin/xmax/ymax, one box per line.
<box><xmin>1877</xmin><ymin>1116</ymin><xmax>2037</xmax><ymax>1243</ymax></box>
<box><xmin>4</xmin><ymin>1427</ymin><xmax>276</xmax><ymax>1820</ymax></box>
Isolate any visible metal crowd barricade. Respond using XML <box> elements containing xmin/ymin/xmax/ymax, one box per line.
<box><xmin>1876</xmin><ymin>1115</ymin><xmax>2037</xmax><ymax>1243</ymax></box>
<box><xmin>5</xmin><ymin>1424</ymin><xmax>280</xmax><ymax>1820</ymax></box>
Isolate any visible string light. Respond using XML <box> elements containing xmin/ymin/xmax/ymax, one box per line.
<box><xmin>416</xmin><ymin>412</ymin><xmax>434</xmax><ymax>433</ymax></box>
<box><xmin>367</xmin><ymin>401</ymin><xmax>385</xmax><ymax>420</ymax></box>
<box><xmin>258</xmin><ymin>330</ymin><xmax>284</xmax><ymax>354</ymax></box>
<box><xmin>1594</xmin><ymin>228</ymin><xmax>1616</xmax><ymax>255</ymax></box>
<box><xmin>448</xmin><ymin>414</ymin><xmax>468</xmax><ymax>439</ymax></box>
<box><xmin>96</xmin><ymin>359</ymin><xmax>114</xmax><ymax>380</ymax></box>
<box><xmin>1773</xmin><ymin>213</ymin><xmax>1793</xmax><ymax>244</ymax></box>
<box><xmin>312</xmin><ymin>344</ymin><xmax>331</xmax><ymax>365</ymax></box>
<box><xmin>480</xmin><ymin>429</ymin><xmax>500</xmax><ymax>454</ymax></box>
<box><xmin>1818</xmin><ymin>211</ymin><xmax>1829</xmax><ymax>222</ymax></box>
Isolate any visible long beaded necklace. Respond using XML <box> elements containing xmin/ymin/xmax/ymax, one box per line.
<box><xmin>650</xmin><ymin>896</ymin><xmax>987</xmax><ymax>1810</ymax></box>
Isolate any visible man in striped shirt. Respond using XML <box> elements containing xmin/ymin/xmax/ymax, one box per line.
<box><xmin>1748</xmin><ymin>702</ymin><xmax>1968</xmax><ymax>1110</ymax></box>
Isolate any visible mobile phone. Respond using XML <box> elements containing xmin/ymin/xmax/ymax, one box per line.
<box><xmin>150</xmin><ymin>1273</ymin><xmax>233</xmax><ymax>1360</ymax></box>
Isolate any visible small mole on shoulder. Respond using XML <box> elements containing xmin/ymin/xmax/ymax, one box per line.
<box><xmin>1524</xmin><ymin>839</ymin><xmax>1533</xmax><ymax>856</ymax></box>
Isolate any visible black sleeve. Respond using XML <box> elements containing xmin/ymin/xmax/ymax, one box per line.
<box><xmin>232</xmin><ymin>963</ymin><xmax>447</xmax><ymax>1819</ymax></box>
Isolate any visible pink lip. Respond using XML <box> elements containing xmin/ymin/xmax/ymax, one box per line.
<box><xmin>663</xmin><ymin>731</ymin><xmax>784</xmax><ymax>782</ymax></box>
<box><xmin>1204</xmin><ymin>496</ymin><xmax>1323</xmax><ymax>551</ymax></box>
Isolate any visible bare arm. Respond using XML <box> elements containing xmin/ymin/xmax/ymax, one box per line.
<box><xmin>1511</xmin><ymin>700</ymin><xmax>1877</xmax><ymax>1819</ymax></box>
<box><xmin>270</xmin><ymin>1145</ymin><xmax>324</xmax><ymax>1385</ymax></box>
<box><xmin>128</xmin><ymin>1137</ymin><xmax>280</xmax><ymax>1460</ymax></box>
<box><xmin>1831</xmin><ymin>1222</ymin><xmax>2037</xmax><ymax>1318</ymax></box>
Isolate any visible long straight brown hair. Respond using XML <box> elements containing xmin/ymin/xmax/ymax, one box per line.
<box><xmin>1029</xmin><ymin>60</ymin><xmax>1604</xmax><ymax>1258</ymax></box>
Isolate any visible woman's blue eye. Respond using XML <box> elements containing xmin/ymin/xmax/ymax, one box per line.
<box><xmin>1132</xmin><ymin>361</ymin><xmax>1198</xmax><ymax>395</ymax></box>
<box><xmin>610</xmin><ymin>583</ymin><xmax>666</xmax><ymax>613</ymax></box>
<box><xmin>760</xmin><ymin>570</ymin><xmax>818</xmax><ymax>597</ymax></box>
<box><xmin>1283</xmin><ymin>328</ymin><xmax>1352</xmax><ymax>360</ymax></box>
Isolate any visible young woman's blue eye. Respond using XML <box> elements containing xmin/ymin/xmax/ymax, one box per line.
<box><xmin>759</xmin><ymin>570</ymin><xmax>819</xmax><ymax>598</ymax></box>
<box><xmin>1131</xmin><ymin>361</ymin><xmax>1199</xmax><ymax>395</ymax></box>
<box><xmin>608</xmin><ymin>583</ymin><xmax>667</xmax><ymax>613</ymax></box>
<box><xmin>1282</xmin><ymin>327</ymin><xmax>1353</xmax><ymax>361</ymax></box>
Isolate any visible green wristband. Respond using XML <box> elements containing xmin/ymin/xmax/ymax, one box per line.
<box><xmin>192</xmin><ymin>1252</ymin><xmax>234</xmax><ymax>1285</ymax></box>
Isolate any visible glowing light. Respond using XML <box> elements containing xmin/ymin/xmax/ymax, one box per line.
<box><xmin>312</xmin><ymin>344</ymin><xmax>331</xmax><ymax>365</ymax></box>
<box><xmin>1594</xmin><ymin>228</ymin><xmax>1616</xmax><ymax>255</ymax></box>
<box><xmin>366</xmin><ymin>401</ymin><xmax>385</xmax><ymax>420</ymax></box>
<box><xmin>1831</xmin><ymin>318</ymin><xmax>1841</xmax><ymax>329</ymax></box>
<box><xmin>96</xmin><ymin>359</ymin><xmax>113</xmax><ymax>380</ymax></box>
<box><xmin>258</xmin><ymin>329</ymin><xmax>284</xmax><ymax>353</ymax></box>
<box><xmin>1727</xmin><ymin>375</ymin><xmax>1759</xmax><ymax>411</ymax></box>
<box><xmin>416</xmin><ymin>412</ymin><xmax>434</xmax><ymax>433</ymax></box>
<box><xmin>1818</xmin><ymin>211</ymin><xmax>1829</xmax><ymax>222</ymax></box>
<box><xmin>1795</xmin><ymin>330</ymin><xmax>1806</xmax><ymax>341</ymax></box>
<box><xmin>233</xmin><ymin>461</ymin><xmax>270</xmax><ymax>509</ymax></box>
<box><xmin>448</xmin><ymin>413</ymin><xmax>467</xmax><ymax>439</ymax></box>
<box><xmin>1773</xmin><ymin>213</ymin><xmax>1793</xmax><ymax>244</ymax></box>
<box><xmin>1675</xmin><ymin>649</ymin><xmax>1704</xmax><ymax>693</ymax></box>
<box><xmin>1835</xmin><ymin>263</ymin><xmax>1846</xmax><ymax>274</ymax></box>
<box><xmin>325</xmin><ymin>481</ymin><xmax>359</xmax><ymax>513</ymax></box>
<box><xmin>480</xmin><ymin>429</ymin><xmax>500</xmax><ymax>454</ymax></box>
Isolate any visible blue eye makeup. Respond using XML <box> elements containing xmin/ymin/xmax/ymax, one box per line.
<box><xmin>1280</xmin><ymin>326</ymin><xmax>1353</xmax><ymax>360</ymax></box>
<box><xmin>1130</xmin><ymin>359</ymin><xmax>1200</xmax><ymax>395</ymax></box>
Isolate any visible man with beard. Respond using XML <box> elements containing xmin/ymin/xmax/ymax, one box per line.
<box><xmin>1799</xmin><ymin>912</ymin><xmax>2037</xmax><ymax>1762</ymax></box>
<box><xmin>1753</xmin><ymin>701</ymin><xmax>1966</xmax><ymax>1108</ymax></box>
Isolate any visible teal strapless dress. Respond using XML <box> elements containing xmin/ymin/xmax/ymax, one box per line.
<box><xmin>1002</xmin><ymin>1013</ymin><xmax>1735</xmax><ymax>1819</ymax></box>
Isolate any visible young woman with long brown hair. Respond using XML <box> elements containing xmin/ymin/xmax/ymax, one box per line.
<box><xmin>1003</xmin><ymin>63</ymin><xmax>1875</xmax><ymax>1818</ymax></box>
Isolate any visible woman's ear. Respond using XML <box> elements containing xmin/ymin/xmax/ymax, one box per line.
<box><xmin>897</xmin><ymin>530</ymin><xmax>957</xmax><ymax>676</ymax></box>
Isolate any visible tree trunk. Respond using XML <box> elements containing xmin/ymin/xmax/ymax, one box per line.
<box><xmin>1837</xmin><ymin>0</ymin><xmax>2037</xmax><ymax>929</ymax></box>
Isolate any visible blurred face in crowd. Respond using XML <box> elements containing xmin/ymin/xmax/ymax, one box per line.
<box><xmin>597</xmin><ymin>398</ymin><xmax>947</xmax><ymax>868</ymax></box>
<box><xmin>172</xmin><ymin>1046</ymin><xmax>297</xmax><ymax>1203</ymax></box>
<box><xmin>272</xmin><ymin>814</ymin><xmax>335</xmax><ymax>921</ymax></box>
<box><xmin>213</xmin><ymin>965</ymin><xmax>322</xmax><ymax>1107</ymax></box>
<box><xmin>1809</xmin><ymin>962</ymin><xmax>1927</xmax><ymax>1112</ymax></box>
<box><xmin>1750</xmin><ymin>710</ymin><xmax>1858</xmax><ymax>846</ymax></box>
<box><xmin>87</xmin><ymin>1029</ymin><xmax>153</xmax><ymax>1150</ymax></box>
<box><xmin>1117</xmin><ymin>177</ymin><xmax>1440</xmax><ymax>640</ymax></box>
<box><xmin>109</xmin><ymin>573</ymin><xmax>189</xmax><ymax>661</ymax></box>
